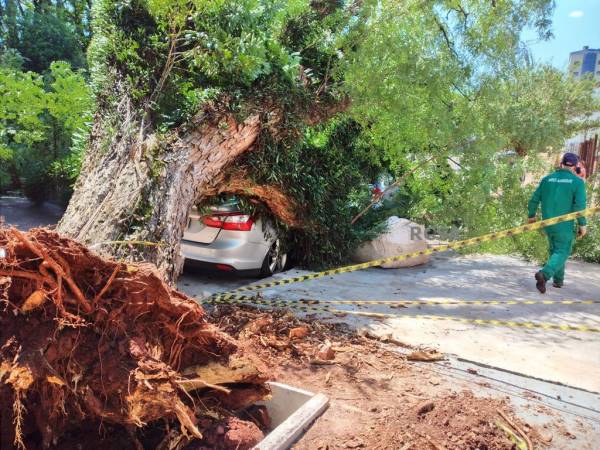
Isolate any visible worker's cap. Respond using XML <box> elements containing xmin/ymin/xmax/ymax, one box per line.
<box><xmin>561</xmin><ymin>152</ymin><xmax>579</xmax><ymax>167</ymax></box>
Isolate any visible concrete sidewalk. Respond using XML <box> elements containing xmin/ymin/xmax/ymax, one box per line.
<box><xmin>180</xmin><ymin>253</ymin><xmax>600</xmax><ymax>392</ymax></box>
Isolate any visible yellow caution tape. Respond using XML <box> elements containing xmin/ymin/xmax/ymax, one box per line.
<box><xmin>209</xmin><ymin>295</ymin><xmax>600</xmax><ymax>307</ymax></box>
<box><xmin>205</xmin><ymin>297</ymin><xmax>600</xmax><ymax>333</ymax></box>
<box><xmin>211</xmin><ymin>207</ymin><xmax>599</xmax><ymax>301</ymax></box>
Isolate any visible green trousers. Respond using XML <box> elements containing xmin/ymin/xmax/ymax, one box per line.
<box><xmin>541</xmin><ymin>230</ymin><xmax>574</xmax><ymax>284</ymax></box>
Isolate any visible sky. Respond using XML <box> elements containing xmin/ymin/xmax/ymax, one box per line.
<box><xmin>524</xmin><ymin>0</ymin><xmax>600</xmax><ymax>69</ymax></box>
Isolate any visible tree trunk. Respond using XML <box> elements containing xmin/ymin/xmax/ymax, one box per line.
<box><xmin>58</xmin><ymin>88</ymin><xmax>262</xmax><ymax>282</ymax></box>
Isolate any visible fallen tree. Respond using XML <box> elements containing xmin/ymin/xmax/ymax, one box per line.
<box><xmin>0</xmin><ymin>227</ymin><xmax>270</xmax><ymax>449</ymax></box>
<box><xmin>57</xmin><ymin>0</ymin><xmax>346</xmax><ymax>282</ymax></box>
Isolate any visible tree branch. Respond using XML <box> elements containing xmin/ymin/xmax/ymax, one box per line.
<box><xmin>434</xmin><ymin>17</ymin><xmax>460</xmax><ymax>60</ymax></box>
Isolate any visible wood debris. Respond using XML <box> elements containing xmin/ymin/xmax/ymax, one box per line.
<box><xmin>406</xmin><ymin>350</ymin><xmax>445</xmax><ymax>362</ymax></box>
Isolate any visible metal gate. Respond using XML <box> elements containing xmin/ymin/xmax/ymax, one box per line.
<box><xmin>579</xmin><ymin>134</ymin><xmax>599</xmax><ymax>177</ymax></box>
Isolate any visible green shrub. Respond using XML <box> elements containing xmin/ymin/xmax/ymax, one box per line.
<box><xmin>234</xmin><ymin>117</ymin><xmax>385</xmax><ymax>269</ymax></box>
<box><xmin>574</xmin><ymin>223</ymin><xmax>600</xmax><ymax>263</ymax></box>
<box><xmin>0</xmin><ymin>62</ymin><xmax>93</xmax><ymax>201</ymax></box>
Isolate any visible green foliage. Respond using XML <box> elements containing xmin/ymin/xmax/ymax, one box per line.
<box><xmin>573</xmin><ymin>223</ymin><xmax>600</xmax><ymax>264</ymax></box>
<box><xmin>573</xmin><ymin>179</ymin><xmax>600</xmax><ymax>263</ymax></box>
<box><xmin>345</xmin><ymin>0</ymin><xmax>554</xmax><ymax>159</ymax></box>
<box><xmin>45</xmin><ymin>61</ymin><xmax>93</xmax><ymax>133</ymax></box>
<box><xmin>236</xmin><ymin>117</ymin><xmax>385</xmax><ymax>268</ymax></box>
<box><xmin>1</xmin><ymin>1</ymin><xmax>91</xmax><ymax>72</ymax></box>
<box><xmin>180</xmin><ymin>0</ymin><xmax>310</xmax><ymax>86</ymax></box>
<box><xmin>0</xmin><ymin>61</ymin><xmax>93</xmax><ymax>203</ymax></box>
<box><xmin>343</xmin><ymin>0</ymin><xmax>599</xmax><ymax>266</ymax></box>
<box><xmin>478</xmin><ymin>66</ymin><xmax>600</xmax><ymax>154</ymax></box>
<box><xmin>351</xmin><ymin>143</ymin><xmax>557</xmax><ymax>263</ymax></box>
<box><xmin>0</xmin><ymin>1</ymin><xmax>92</xmax><ymax>203</ymax></box>
<box><xmin>0</xmin><ymin>65</ymin><xmax>47</xmax><ymax>150</ymax></box>
<box><xmin>88</xmin><ymin>0</ymin><xmax>343</xmax><ymax>127</ymax></box>
<box><xmin>0</xmin><ymin>48</ymin><xmax>25</xmax><ymax>70</ymax></box>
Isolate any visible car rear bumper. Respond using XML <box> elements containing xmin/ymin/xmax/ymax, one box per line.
<box><xmin>181</xmin><ymin>238</ymin><xmax>269</xmax><ymax>272</ymax></box>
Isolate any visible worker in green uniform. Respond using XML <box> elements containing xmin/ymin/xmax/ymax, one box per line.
<box><xmin>528</xmin><ymin>152</ymin><xmax>587</xmax><ymax>293</ymax></box>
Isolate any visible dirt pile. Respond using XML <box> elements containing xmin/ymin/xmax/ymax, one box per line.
<box><xmin>208</xmin><ymin>305</ymin><xmax>545</xmax><ymax>450</ymax></box>
<box><xmin>337</xmin><ymin>389</ymin><xmax>544</xmax><ymax>450</ymax></box>
<box><xmin>390</xmin><ymin>390</ymin><xmax>538</xmax><ymax>449</ymax></box>
<box><xmin>0</xmin><ymin>228</ymin><xmax>270</xmax><ymax>450</ymax></box>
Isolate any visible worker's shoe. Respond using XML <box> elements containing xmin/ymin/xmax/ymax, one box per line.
<box><xmin>552</xmin><ymin>281</ymin><xmax>563</xmax><ymax>288</ymax></box>
<box><xmin>535</xmin><ymin>271</ymin><xmax>547</xmax><ymax>294</ymax></box>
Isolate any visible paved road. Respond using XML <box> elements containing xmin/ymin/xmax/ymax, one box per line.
<box><xmin>179</xmin><ymin>253</ymin><xmax>600</xmax><ymax>448</ymax></box>
<box><xmin>179</xmin><ymin>253</ymin><xmax>600</xmax><ymax>393</ymax></box>
<box><xmin>0</xmin><ymin>196</ymin><xmax>64</xmax><ymax>229</ymax></box>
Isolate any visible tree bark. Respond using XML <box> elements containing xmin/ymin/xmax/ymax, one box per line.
<box><xmin>142</xmin><ymin>113</ymin><xmax>261</xmax><ymax>280</ymax></box>
<box><xmin>58</xmin><ymin>88</ymin><xmax>262</xmax><ymax>282</ymax></box>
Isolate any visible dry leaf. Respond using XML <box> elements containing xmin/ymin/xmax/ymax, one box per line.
<box><xmin>317</xmin><ymin>342</ymin><xmax>335</xmax><ymax>360</ymax></box>
<box><xmin>289</xmin><ymin>326</ymin><xmax>309</xmax><ymax>339</ymax></box>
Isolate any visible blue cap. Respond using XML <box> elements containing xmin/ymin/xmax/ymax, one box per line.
<box><xmin>561</xmin><ymin>152</ymin><xmax>579</xmax><ymax>167</ymax></box>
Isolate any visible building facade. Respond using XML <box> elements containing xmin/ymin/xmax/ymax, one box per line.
<box><xmin>569</xmin><ymin>46</ymin><xmax>600</xmax><ymax>81</ymax></box>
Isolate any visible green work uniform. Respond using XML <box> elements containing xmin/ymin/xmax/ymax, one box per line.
<box><xmin>528</xmin><ymin>168</ymin><xmax>587</xmax><ymax>284</ymax></box>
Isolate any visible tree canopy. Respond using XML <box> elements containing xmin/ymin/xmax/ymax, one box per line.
<box><xmin>342</xmin><ymin>0</ymin><xmax>598</xmax><ymax>262</ymax></box>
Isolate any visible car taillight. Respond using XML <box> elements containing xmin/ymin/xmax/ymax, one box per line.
<box><xmin>202</xmin><ymin>213</ymin><xmax>253</xmax><ymax>231</ymax></box>
<box><xmin>223</xmin><ymin>214</ymin><xmax>254</xmax><ymax>231</ymax></box>
<box><xmin>202</xmin><ymin>216</ymin><xmax>224</xmax><ymax>228</ymax></box>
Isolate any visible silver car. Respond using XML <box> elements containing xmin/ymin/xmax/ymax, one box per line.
<box><xmin>181</xmin><ymin>199</ymin><xmax>288</xmax><ymax>277</ymax></box>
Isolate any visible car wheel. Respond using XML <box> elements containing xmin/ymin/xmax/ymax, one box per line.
<box><xmin>260</xmin><ymin>239</ymin><xmax>287</xmax><ymax>277</ymax></box>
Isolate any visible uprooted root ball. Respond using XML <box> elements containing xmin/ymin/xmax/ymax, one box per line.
<box><xmin>0</xmin><ymin>227</ymin><xmax>270</xmax><ymax>450</ymax></box>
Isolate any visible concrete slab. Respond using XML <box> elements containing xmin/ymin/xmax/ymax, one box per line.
<box><xmin>256</xmin><ymin>382</ymin><xmax>329</xmax><ymax>450</ymax></box>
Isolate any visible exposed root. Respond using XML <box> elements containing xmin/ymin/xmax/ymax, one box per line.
<box><xmin>12</xmin><ymin>228</ymin><xmax>91</xmax><ymax>313</ymax></box>
<box><xmin>497</xmin><ymin>409</ymin><xmax>533</xmax><ymax>450</ymax></box>
<box><xmin>94</xmin><ymin>264</ymin><xmax>120</xmax><ymax>303</ymax></box>
<box><xmin>12</xmin><ymin>390</ymin><xmax>26</xmax><ymax>450</ymax></box>
<box><xmin>0</xmin><ymin>227</ymin><xmax>271</xmax><ymax>449</ymax></box>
